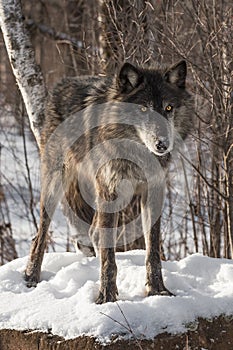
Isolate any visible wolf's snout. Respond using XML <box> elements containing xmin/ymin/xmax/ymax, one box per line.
<box><xmin>155</xmin><ymin>140</ymin><xmax>169</xmax><ymax>154</ymax></box>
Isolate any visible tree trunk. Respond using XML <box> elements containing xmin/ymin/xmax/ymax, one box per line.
<box><xmin>0</xmin><ymin>0</ymin><xmax>47</xmax><ymax>146</ymax></box>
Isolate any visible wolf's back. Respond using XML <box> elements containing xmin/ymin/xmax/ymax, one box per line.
<box><xmin>41</xmin><ymin>75</ymin><xmax>113</xmax><ymax>145</ymax></box>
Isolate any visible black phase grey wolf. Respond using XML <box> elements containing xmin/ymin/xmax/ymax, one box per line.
<box><xmin>25</xmin><ymin>60</ymin><xmax>193</xmax><ymax>303</ymax></box>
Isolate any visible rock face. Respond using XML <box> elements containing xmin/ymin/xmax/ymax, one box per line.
<box><xmin>1</xmin><ymin>316</ymin><xmax>233</xmax><ymax>350</ymax></box>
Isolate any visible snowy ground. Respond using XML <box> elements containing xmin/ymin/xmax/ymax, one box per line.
<box><xmin>0</xmin><ymin>250</ymin><xmax>233</xmax><ymax>344</ymax></box>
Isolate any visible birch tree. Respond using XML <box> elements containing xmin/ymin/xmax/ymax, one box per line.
<box><xmin>0</xmin><ymin>0</ymin><xmax>47</xmax><ymax>146</ymax></box>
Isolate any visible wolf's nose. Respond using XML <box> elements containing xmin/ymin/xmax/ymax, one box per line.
<box><xmin>155</xmin><ymin>140</ymin><xmax>168</xmax><ymax>154</ymax></box>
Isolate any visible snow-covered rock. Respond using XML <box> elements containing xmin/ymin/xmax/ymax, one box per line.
<box><xmin>0</xmin><ymin>251</ymin><xmax>233</xmax><ymax>344</ymax></box>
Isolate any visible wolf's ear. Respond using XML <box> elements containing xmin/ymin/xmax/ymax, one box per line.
<box><xmin>164</xmin><ymin>61</ymin><xmax>187</xmax><ymax>89</ymax></box>
<box><xmin>118</xmin><ymin>63</ymin><xmax>143</xmax><ymax>93</ymax></box>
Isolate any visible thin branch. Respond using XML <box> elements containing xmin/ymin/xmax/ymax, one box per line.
<box><xmin>26</xmin><ymin>19</ymin><xmax>83</xmax><ymax>49</ymax></box>
<box><xmin>179</xmin><ymin>151</ymin><xmax>228</xmax><ymax>201</ymax></box>
<box><xmin>100</xmin><ymin>301</ymin><xmax>143</xmax><ymax>350</ymax></box>
<box><xmin>21</xmin><ymin>113</ymin><xmax>38</xmax><ymax>231</ymax></box>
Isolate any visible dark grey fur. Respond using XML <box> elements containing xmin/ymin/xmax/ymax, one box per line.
<box><xmin>25</xmin><ymin>61</ymin><xmax>193</xmax><ymax>303</ymax></box>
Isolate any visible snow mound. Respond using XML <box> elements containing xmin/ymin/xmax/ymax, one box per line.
<box><xmin>0</xmin><ymin>251</ymin><xmax>233</xmax><ymax>343</ymax></box>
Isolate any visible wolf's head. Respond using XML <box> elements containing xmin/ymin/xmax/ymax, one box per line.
<box><xmin>113</xmin><ymin>61</ymin><xmax>192</xmax><ymax>156</ymax></box>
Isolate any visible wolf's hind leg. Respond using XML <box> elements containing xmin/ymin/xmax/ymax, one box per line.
<box><xmin>25</xmin><ymin>206</ymin><xmax>52</xmax><ymax>287</ymax></box>
<box><xmin>25</xmin><ymin>171</ymin><xmax>62</xmax><ymax>287</ymax></box>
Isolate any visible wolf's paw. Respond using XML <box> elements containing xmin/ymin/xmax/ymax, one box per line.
<box><xmin>95</xmin><ymin>287</ymin><xmax>118</xmax><ymax>304</ymax></box>
<box><xmin>146</xmin><ymin>285</ymin><xmax>174</xmax><ymax>297</ymax></box>
<box><xmin>24</xmin><ymin>270</ymin><xmax>40</xmax><ymax>288</ymax></box>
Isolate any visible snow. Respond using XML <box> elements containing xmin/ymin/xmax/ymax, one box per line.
<box><xmin>0</xmin><ymin>250</ymin><xmax>233</xmax><ymax>343</ymax></box>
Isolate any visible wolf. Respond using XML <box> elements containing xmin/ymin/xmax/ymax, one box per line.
<box><xmin>25</xmin><ymin>60</ymin><xmax>192</xmax><ymax>303</ymax></box>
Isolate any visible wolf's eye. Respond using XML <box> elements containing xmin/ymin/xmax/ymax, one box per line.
<box><xmin>141</xmin><ymin>106</ymin><xmax>147</xmax><ymax>112</ymax></box>
<box><xmin>165</xmin><ymin>105</ymin><xmax>173</xmax><ymax>112</ymax></box>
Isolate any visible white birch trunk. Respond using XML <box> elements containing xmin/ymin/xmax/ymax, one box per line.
<box><xmin>0</xmin><ymin>0</ymin><xmax>47</xmax><ymax>146</ymax></box>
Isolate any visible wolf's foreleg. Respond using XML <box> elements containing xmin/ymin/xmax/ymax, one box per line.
<box><xmin>92</xmin><ymin>212</ymin><xmax>118</xmax><ymax>304</ymax></box>
<box><xmin>141</xmin><ymin>194</ymin><xmax>173</xmax><ymax>297</ymax></box>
